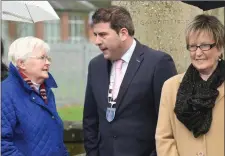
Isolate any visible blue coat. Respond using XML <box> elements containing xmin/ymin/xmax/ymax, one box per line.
<box><xmin>1</xmin><ymin>63</ymin><xmax>69</xmax><ymax>156</ymax></box>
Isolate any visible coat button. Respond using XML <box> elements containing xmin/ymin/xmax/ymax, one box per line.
<box><xmin>52</xmin><ymin>116</ymin><xmax>55</xmax><ymax>119</ymax></box>
<box><xmin>32</xmin><ymin>97</ymin><xmax>35</xmax><ymax>100</ymax></box>
<box><xmin>113</xmin><ymin>135</ymin><xmax>117</xmax><ymax>139</ymax></box>
<box><xmin>197</xmin><ymin>152</ymin><xmax>204</xmax><ymax>156</ymax></box>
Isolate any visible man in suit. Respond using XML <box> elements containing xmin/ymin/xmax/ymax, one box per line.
<box><xmin>83</xmin><ymin>6</ymin><xmax>177</xmax><ymax>156</ymax></box>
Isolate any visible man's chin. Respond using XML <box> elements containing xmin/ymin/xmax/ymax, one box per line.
<box><xmin>103</xmin><ymin>54</ymin><xmax>111</xmax><ymax>60</ymax></box>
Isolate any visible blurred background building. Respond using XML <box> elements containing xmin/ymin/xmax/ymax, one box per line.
<box><xmin>2</xmin><ymin>1</ymin><xmax>111</xmax><ymax>45</ymax></box>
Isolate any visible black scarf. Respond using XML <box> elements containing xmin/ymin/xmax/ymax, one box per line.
<box><xmin>174</xmin><ymin>60</ymin><xmax>225</xmax><ymax>138</ymax></box>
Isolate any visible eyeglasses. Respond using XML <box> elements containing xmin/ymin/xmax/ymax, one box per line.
<box><xmin>29</xmin><ymin>55</ymin><xmax>52</xmax><ymax>62</ymax></box>
<box><xmin>187</xmin><ymin>43</ymin><xmax>216</xmax><ymax>52</ymax></box>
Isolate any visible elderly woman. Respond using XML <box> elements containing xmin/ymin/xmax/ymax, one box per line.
<box><xmin>1</xmin><ymin>36</ymin><xmax>69</xmax><ymax>156</ymax></box>
<box><xmin>156</xmin><ymin>14</ymin><xmax>224</xmax><ymax>156</ymax></box>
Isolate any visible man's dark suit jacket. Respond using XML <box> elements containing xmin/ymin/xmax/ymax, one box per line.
<box><xmin>83</xmin><ymin>40</ymin><xmax>177</xmax><ymax>156</ymax></box>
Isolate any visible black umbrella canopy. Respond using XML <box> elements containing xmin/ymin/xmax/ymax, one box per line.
<box><xmin>182</xmin><ymin>1</ymin><xmax>225</xmax><ymax>11</ymax></box>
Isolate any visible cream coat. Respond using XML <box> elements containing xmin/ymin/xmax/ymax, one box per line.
<box><xmin>156</xmin><ymin>73</ymin><xmax>224</xmax><ymax>156</ymax></box>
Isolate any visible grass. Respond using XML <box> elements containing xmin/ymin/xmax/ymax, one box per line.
<box><xmin>58</xmin><ymin>105</ymin><xmax>85</xmax><ymax>155</ymax></box>
<box><xmin>57</xmin><ymin>105</ymin><xmax>84</xmax><ymax>121</ymax></box>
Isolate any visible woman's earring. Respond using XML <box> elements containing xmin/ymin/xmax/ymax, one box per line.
<box><xmin>219</xmin><ymin>53</ymin><xmax>223</xmax><ymax>61</ymax></box>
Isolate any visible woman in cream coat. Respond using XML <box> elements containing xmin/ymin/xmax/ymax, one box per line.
<box><xmin>156</xmin><ymin>14</ymin><xmax>224</xmax><ymax>156</ymax></box>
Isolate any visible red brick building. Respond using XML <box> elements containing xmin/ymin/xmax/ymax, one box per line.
<box><xmin>2</xmin><ymin>1</ymin><xmax>110</xmax><ymax>45</ymax></box>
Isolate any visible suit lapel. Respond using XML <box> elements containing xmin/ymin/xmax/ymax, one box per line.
<box><xmin>100</xmin><ymin>58</ymin><xmax>112</xmax><ymax>107</ymax></box>
<box><xmin>116</xmin><ymin>41</ymin><xmax>144</xmax><ymax>110</ymax></box>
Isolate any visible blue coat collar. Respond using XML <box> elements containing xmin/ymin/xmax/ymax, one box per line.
<box><xmin>8</xmin><ymin>62</ymin><xmax>58</xmax><ymax>90</ymax></box>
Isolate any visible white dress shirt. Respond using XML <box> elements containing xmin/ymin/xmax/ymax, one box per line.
<box><xmin>109</xmin><ymin>39</ymin><xmax>137</xmax><ymax>99</ymax></box>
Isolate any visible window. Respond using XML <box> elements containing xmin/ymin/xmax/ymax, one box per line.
<box><xmin>44</xmin><ymin>20</ymin><xmax>60</xmax><ymax>44</ymax></box>
<box><xmin>17</xmin><ymin>22</ymin><xmax>34</xmax><ymax>37</ymax></box>
<box><xmin>2</xmin><ymin>21</ymin><xmax>9</xmax><ymax>44</ymax></box>
<box><xmin>69</xmin><ymin>13</ymin><xmax>86</xmax><ymax>43</ymax></box>
<box><xmin>1</xmin><ymin>21</ymin><xmax>10</xmax><ymax>63</ymax></box>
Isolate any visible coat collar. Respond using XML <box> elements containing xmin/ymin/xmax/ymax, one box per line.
<box><xmin>216</xmin><ymin>82</ymin><xmax>224</xmax><ymax>103</ymax></box>
<box><xmin>8</xmin><ymin>62</ymin><xmax>57</xmax><ymax>90</ymax></box>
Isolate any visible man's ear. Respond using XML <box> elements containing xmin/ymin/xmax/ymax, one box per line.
<box><xmin>16</xmin><ymin>59</ymin><xmax>26</xmax><ymax>70</ymax></box>
<box><xmin>119</xmin><ymin>28</ymin><xmax>129</xmax><ymax>41</ymax></box>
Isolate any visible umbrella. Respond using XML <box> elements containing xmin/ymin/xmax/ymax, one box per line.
<box><xmin>182</xmin><ymin>1</ymin><xmax>225</xmax><ymax>11</ymax></box>
<box><xmin>2</xmin><ymin>1</ymin><xmax>60</xmax><ymax>23</ymax></box>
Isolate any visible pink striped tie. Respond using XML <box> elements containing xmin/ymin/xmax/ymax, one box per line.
<box><xmin>112</xmin><ymin>59</ymin><xmax>123</xmax><ymax>100</ymax></box>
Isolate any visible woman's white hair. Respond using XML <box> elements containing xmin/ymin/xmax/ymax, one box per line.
<box><xmin>8</xmin><ymin>36</ymin><xmax>50</xmax><ymax>66</ymax></box>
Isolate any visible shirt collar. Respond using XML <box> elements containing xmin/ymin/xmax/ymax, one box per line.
<box><xmin>31</xmin><ymin>80</ymin><xmax>41</xmax><ymax>91</ymax></box>
<box><xmin>121</xmin><ymin>39</ymin><xmax>136</xmax><ymax>63</ymax></box>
